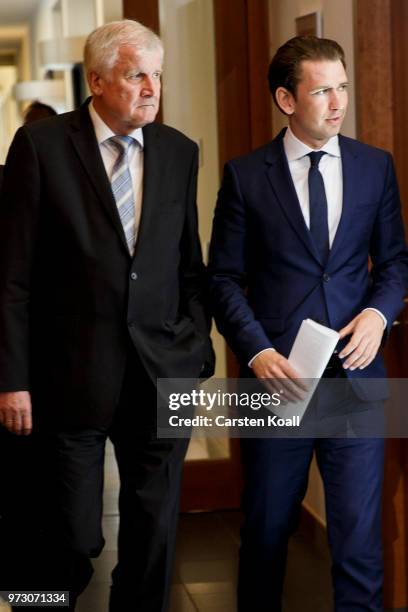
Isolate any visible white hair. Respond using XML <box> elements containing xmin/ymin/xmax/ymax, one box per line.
<box><xmin>84</xmin><ymin>19</ymin><xmax>163</xmax><ymax>76</ymax></box>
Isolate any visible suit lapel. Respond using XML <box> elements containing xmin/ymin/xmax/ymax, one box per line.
<box><xmin>329</xmin><ymin>135</ymin><xmax>359</xmax><ymax>259</ymax></box>
<box><xmin>133</xmin><ymin>122</ymin><xmax>162</xmax><ymax>257</ymax></box>
<box><xmin>265</xmin><ymin>131</ymin><xmax>322</xmax><ymax>265</ymax></box>
<box><xmin>68</xmin><ymin>101</ymin><xmax>130</xmax><ymax>255</ymax></box>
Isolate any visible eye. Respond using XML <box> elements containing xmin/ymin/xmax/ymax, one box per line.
<box><xmin>152</xmin><ymin>71</ymin><xmax>162</xmax><ymax>80</ymax></box>
<box><xmin>338</xmin><ymin>84</ymin><xmax>348</xmax><ymax>92</ymax></box>
<box><xmin>312</xmin><ymin>88</ymin><xmax>329</xmax><ymax>96</ymax></box>
<box><xmin>127</xmin><ymin>73</ymin><xmax>143</xmax><ymax>81</ymax></box>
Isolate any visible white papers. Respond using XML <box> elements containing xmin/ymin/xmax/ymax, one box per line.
<box><xmin>288</xmin><ymin>318</ymin><xmax>340</xmax><ymax>379</ymax></box>
<box><xmin>272</xmin><ymin>319</ymin><xmax>340</xmax><ymax>422</ymax></box>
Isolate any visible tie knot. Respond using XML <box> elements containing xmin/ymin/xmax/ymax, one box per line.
<box><xmin>109</xmin><ymin>135</ymin><xmax>134</xmax><ymax>154</ymax></box>
<box><xmin>308</xmin><ymin>151</ymin><xmax>326</xmax><ymax>168</ymax></box>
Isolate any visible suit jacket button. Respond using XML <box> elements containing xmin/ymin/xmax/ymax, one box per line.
<box><xmin>130</xmin><ymin>272</ymin><xmax>138</xmax><ymax>280</ymax></box>
<box><xmin>323</xmin><ymin>273</ymin><xmax>330</xmax><ymax>282</ymax></box>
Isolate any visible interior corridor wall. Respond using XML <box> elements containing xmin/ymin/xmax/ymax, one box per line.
<box><xmin>159</xmin><ymin>0</ymin><xmax>226</xmax><ymax>377</ymax></box>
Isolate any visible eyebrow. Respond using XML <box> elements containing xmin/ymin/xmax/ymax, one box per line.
<box><xmin>124</xmin><ymin>69</ymin><xmax>163</xmax><ymax>75</ymax></box>
<box><xmin>309</xmin><ymin>82</ymin><xmax>349</xmax><ymax>93</ymax></box>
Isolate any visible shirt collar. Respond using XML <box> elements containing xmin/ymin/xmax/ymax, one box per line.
<box><xmin>88</xmin><ymin>99</ymin><xmax>144</xmax><ymax>150</ymax></box>
<box><xmin>283</xmin><ymin>125</ymin><xmax>340</xmax><ymax>161</ymax></box>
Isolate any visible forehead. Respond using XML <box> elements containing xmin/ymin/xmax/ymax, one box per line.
<box><xmin>115</xmin><ymin>44</ymin><xmax>163</xmax><ymax>69</ymax></box>
<box><xmin>298</xmin><ymin>59</ymin><xmax>347</xmax><ymax>86</ymax></box>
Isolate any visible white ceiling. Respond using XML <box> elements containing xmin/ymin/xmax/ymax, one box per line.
<box><xmin>0</xmin><ymin>0</ymin><xmax>42</xmax><ymax>24</ymax></box>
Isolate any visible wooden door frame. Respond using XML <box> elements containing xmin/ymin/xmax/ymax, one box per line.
<box><xmin>356</xmin><ymin>1</ymin><xmax>408</xmax><ymax>607</ymax></box>
<box><xmin>181</xmin><ymin>0</ymin><xmax>272</xmax><ymax>511</ymax></box>
<box><xmin>122</xmin><ymin>0</ymin><xmax>162</xmax><ymax>122</ymax></box>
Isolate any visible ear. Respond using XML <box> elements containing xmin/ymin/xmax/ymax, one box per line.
<box><xmin>275</xmin><ymin>86</ymin><xmax>296</xmax><ymax>116</ymax></box>
<box><xmin>88</xmin><ymin>71</ymin><xmax>104</xmax><ymax>96</ymax></box>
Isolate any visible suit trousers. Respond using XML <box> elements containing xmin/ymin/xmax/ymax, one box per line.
<box><xmin>0</xmin><ymin>349</ymin><xmax>189</xmax><ymax>612</ymax></box>
<box><xmin>237</xmin><ymin>378</ymin><xmax>385</xmax><ymax>612</ymax></box>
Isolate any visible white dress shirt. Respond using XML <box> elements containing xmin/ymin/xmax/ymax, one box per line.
<box><xmin>284</xmin><ymin>126</ymin><xmax>342</xmax><ymax>247</ymax></box>
<box><xmin>249</xmin><ymin>126</ymin><xmax>386</xmax><ymax>366</ymax></box>
<box><xmin>88</xmin><ymin>100</ymin><xmax>144</xmax><ymax>242</ymax></box>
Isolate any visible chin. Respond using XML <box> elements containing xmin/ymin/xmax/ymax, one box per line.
<box><xmin>322</xmin><ymin>128</ymin><xmax>339</xmax><ymax>140</ymax></box>
<box><xmin>134</xmin><ymin>112</ymin><xmax>157</xmax><ymax>126</ymax></box>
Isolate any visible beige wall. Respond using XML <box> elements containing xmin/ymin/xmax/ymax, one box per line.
<box><xmin>159</xmin><ymin>0</ymin><xmax>226</xmax><ymax>377</ymax></box>
<box><xmin>0</xmin><ymin>24</ymin><xmax>30</xmax><ymax>162</ymax></box>
<box><xmin>0</xmin><ymin>0</ymin><xmax>122</xmax><ymax>161</ymax></box>
<box><xmin>30</xmin><ymin>0</ymin><xmax>58</xmax><ymax>80</ymax></box>
<box><xmin>0</xmin><ymin>66</ymin><xmax>19</xmax><ymax>163</ymax></box>
<box><xmin>103</xmin><ymin>0</ymin><xmax>123</xmax><ymax>22</ymax></box>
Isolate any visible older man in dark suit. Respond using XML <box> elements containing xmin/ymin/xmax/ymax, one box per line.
<box><xmin>0</xmin><ymin>19</ymin><xmax>213</xmax><ymax>612</ymax></box>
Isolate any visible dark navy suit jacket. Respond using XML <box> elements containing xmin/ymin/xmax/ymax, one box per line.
<box><xmin>208</xmin><ymin>129</ymin><xmax>408</xmax><ymax>400</ymax></box>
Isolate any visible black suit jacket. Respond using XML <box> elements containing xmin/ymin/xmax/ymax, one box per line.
<box><xmin>0</xmin><ymin>101</ymin><xmax>214</xmax><ymax>429</ymax></box>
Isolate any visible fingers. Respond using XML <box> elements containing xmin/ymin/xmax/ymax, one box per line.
<box><xmin>21</xmin><ymin>408</ymin><xmax>33</xmax><ymax>435</ymax></box>
<box><xmin>0</xmin><ymin>391</ymin><xmax>33</xmax><ymax>435</ymax></box>
<box><xmin>281</xmin><ymin>381</ymin><xmax>307</xmax><ymax>403</ymax></box>
<box><xmin>339</xmin><ymin>335</ymin><xmax>365</xmax><ymax>361</ymax></box>
<box><xmin>259</xmin><ymin>378</ymin><xmax>290</xmax><ymax>403</ymax></box>
<box><xmin>258</xmin><ymin>379</ymin><xmax>299</xmax><ymax>403</ymax></box>
<box><xmin>354</xmin><ymin>353</ymin><xmax>375</xmax><ymax>369</ymax></box>
<box><xmin>338</xmin><ymin>311</ymin><xmax>384</xmax><ymax>371</ymax></box>
<box><xmin>341</xmin><ymin>342</ymin><xmax>369</xmax><ymax>370</ymax></box>
<box><xmin>341</xmin><ymin>344</ymin><xmax>377</xmax><ymax>370</ymax></box>
<box><xmin>1</xmin><ymin>411</ymin><xmax>32</xmax><ymax>435</ymax></box>
<box><xmin>252</xmin><ymin>352</ymin><xmax>308</xmax><ymax>402</ymax></box>
<box><xmin>11</xmin><ymin>413</ymin><xmax>22</xmax><ymax>434</ymax></box>
<box><xmin>338</xmin><ymin>334</ymin><xmax>359</xmax><ymax>358</ymax></box>
<box><xmin>338</xmin><ymin>320</ymin><xmax>355</xmax><ymax>340</ymax></box>
<box><xmin>339</xmin><ymin>333</ymin><xmax>380</xmax><ymax>370</ymax></box>
<box><xmin>261</xmin><ymin>379</ymin><xmax>302</xmax><ymax>403</ymax></box>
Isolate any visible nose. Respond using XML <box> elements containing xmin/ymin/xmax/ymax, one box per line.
<box><xmin>329</xmin><ymin>89</ymin><xmax>346</xmax><ymax>111</ymax></box>
<box><xmin>141</xmin><ymin>75</ymin><xmax>157</xmax><ymax>96</ymax></box>
<box><xmin>329</xmin><ymin>91</ymin><xmax>341</xmax><ymax>110</ymax></box>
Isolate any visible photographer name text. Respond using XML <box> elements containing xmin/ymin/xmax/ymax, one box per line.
<box><xmin>168</xmin><ymin>415</ymin><xmax>300</xmax><ymax>428</ymax></box>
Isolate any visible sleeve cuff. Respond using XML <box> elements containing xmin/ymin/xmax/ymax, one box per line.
<box><xmin>363</xmin><ymin>307</ymin><xmax>387</xmax><ymax>329</ymax></box>
<box><xmin>248</xmin><ymin>347</ymin><xmax>276</xmax><ymax>368</ymax></box>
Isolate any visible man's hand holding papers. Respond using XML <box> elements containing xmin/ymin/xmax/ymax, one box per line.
<box><xmin>253</xmin><ymin>319</ymin><xmax>340</xmax><ymax>421</ymax></box>
<box><xmin>252</xmin><ymin>350</ymin><xmax>307</xmax><ymax>402</ymax></box>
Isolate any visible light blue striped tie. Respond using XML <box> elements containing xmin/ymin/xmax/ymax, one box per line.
<box><xmin>109</xmin><ymin>135</ymin><xmax>136</xmax><ymax>254</ymax></box>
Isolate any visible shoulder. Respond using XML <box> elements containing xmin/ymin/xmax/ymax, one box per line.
<box><xmin>227</xmin><ymin>141</ymin><xmax>275</xmax><ymax>172</ymax></box>
<box><xmin>24</xmin><ymin>108</ymin><xmax>81</xmax><ymax>134</ymax></box>
<box><xmin>17</xmin><ymin>108</ymin><xmax>85</xmax><ymax>148</ymax></box>
<box><xmin>144</xmin><ymin>122</ymin><xmax>198</xmax><ymax>154</ymax></box>
<box><xmin>339</xmin><ymin>134</ymin><xmax>396</xmax><ymax>185</ymax></box>
<box><xmin>225</xmin><ymin>128</ymin><xmax>286</xmax><ymax>174</ymax></box>
<box><xmin>339</xmin><ymin>134</ymin><xmax>392</xmax><ymax>162</ymax></box>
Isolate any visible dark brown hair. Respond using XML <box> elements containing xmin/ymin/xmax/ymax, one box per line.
<box><xmin>23</xmin><ymin>100</ymin><xmax>57</xmax><ymax>124</ymax></box>
<box><xmin>268</xmin><ymin>36</ymin><xmax>346</xmax><ymax>112</ymax></box>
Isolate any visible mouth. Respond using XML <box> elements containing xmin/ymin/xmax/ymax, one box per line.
<box><xmin>326</xmin><ymin>116</ymin><xmax>342</xmax><ymax>124</ymax></box>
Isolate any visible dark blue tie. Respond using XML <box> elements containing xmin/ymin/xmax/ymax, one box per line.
<box><xmin>308</xmin><ymin>151</ymin><xmax>329</xmax><ymax>263</ymax></box>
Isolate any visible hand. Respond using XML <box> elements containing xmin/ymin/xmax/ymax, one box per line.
<box><xmin>0</xmin><ymin>391</ymin><xmax>32</xmax><ymax>435</ymax></box>
<box><xmin>338</xmin><ymin>310</ymin><xmax>384</xmax><ymax>370</ymax></box>
<box><xmin>252</xmin><ymin>350</ymin><xmax>307</xmax><ymax>401</ymax></box>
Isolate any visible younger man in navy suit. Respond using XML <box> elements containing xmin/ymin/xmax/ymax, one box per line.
<box><xmin>209</xmin><ymin>36</ymin><xmax>408</xmax><ymax>611</ymax></box>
